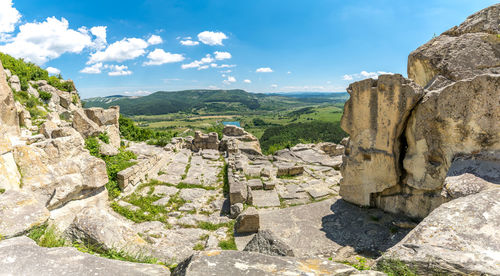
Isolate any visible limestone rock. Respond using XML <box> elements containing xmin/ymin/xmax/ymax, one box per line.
<box><xmin>192</xmin><ymin>131</ymin><xmax>219</xmax><ymax>151</ymax></box>
<box><xmin>13</xmin><ymin>134</ymin><xmax>108</xmax><ymax>209</ymax></box>
<box><xmin>72</xmin><ymin>109</ymin><xmax>103</xmax><ymax>138</ymax></box>
<box><xmin>243</xmin><ymin>230</ymin><xmax>294</xmax><ymax>257</ymax></box>
<box><xmin>403</xmin><ymin>75</ymin><xmax>499</xmax><ymax>191</ymax></box>
<box><xmin>276</xmin><ymin>163</ymin><xmax>304</xmax><ymax>177</ymax></box>
<box><xmin>379</xmin><ymin>188</ymin><xmax>500</xmax><ymax>275</ymax></box>
<box><xmin>230</xmin><ymin>202</ymin><xmax>243</xmax><ymax>219</ymax></box>
<box><xmin>84</xmin><ymin>106</ymin><xmax>120</xmax><ymax>126</ymax></box>
<box><xmin>105</xmin><ymin>124</ymin><xmax>121</xmax><ymax>149</ymax></box>
<box><xmin>235</xmin><ymin>207</ymin><xmax>259</xmax><ymax>233</ymax></box>
<box><xmin>221</xmin><ymin>125</ymin><xmax>262</xmax><ymax>155</ymax></box>
<box><xmin>66</xmin><ymin>206</ymin><xmax>149</xmax><ymax>255</ymax></box>
<box><xmin>39</xmin><ymin>120</ymin><xmax>59</xmax><ymax>138</ymax></box>
<box><xmin>8</xmin><ymin>74</ymin><xmax>21</xmax><ymax>92</ymax></box>
<box><xmin>173</xmin><ymin>250</ymin><xmax>383</xmax><ymax>276</ymax></box>
<box><xmin>0</xmin><ymin>151</ymin><xmax>22</xmax><ymax>191</ymax></box>
<box><xmin>340</xmin><ymin>74</ymin><xmax>424</xmax><ymax>206</ymax></box>
<box><xmin>27</xmin><ymin>84</ymin><xmax>39</xmax><ymax>97</ymax></box>
<box><xmin>0</xmin><ymin>236</ymin><xmax>169</xmax><ymax>276</ymax></box>
<box><xmin>0</xmin><ymin>190</ymin><xmax>50</xmax><ymax>238</ymax></box>
<box><xmin>408</xmin><ymin>4</ymin><xmax>500</xmax><ymax>87</ymax></box>
<box><xmin>0</xmin><ymin>61</ymin><xmax>19</xmax><ymax>137</ymax></box>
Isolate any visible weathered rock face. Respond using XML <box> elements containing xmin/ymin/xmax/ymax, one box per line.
<box><xmin>339</xmin><ymin>4</ymin><xmax>500</xmax><ymax>218</ymax></box>
<box><xmin>408</xmin><ymin>4</ymin><xmax>500</xmax><ymax>88</ymax></box>
<box><xmin>243</xmin><ymin>230</ymin><xmax>294</xmax><ymax>257</ymax></box>
<box><xmin>404</xmin><ymin>74</ymin><xmax>500</xmax><ymax>191</ymax></box>
<box><xmin>13</xmin><ymin>134</ymin><xmax>108</xmax><ymax>209</ymax></box>
<box><xmin>379</xmin><ymin>188</ymin><xmax>500</xmax><ymax>275</ymax></box>
<box><xmin>0</xmin><ymin>61</ymin><xmax>19</xmax><ymax>137</ymax></box>
<box><xmin>0</xmin><ymin>190</ymin><xmax>50</xmax><ymax>238</ymax></box>
<box><xmin>173</xmin><ymin>250</ymin><xmax>384</xmax><ymax>276</ymax></box>
<box><xmin>0</xmin><ymin>236</ymin><xmax>170</xmax><ymax>276</ymax></box>
<box><xmin>84</xmin><ymin>106</ymin><xmax>120</xmax><ymax>127</ymax></box>
<box><xmin>340</xmin><ymin>74</ymin><xmax>424</xmax><ymax>206</ymax></box>
<box><xmin>192</xmin><ymin>131</ymin><xmax>219</xmax><ymax>151</ymax></box>
<box><xmin>72</xmin><ymin>108</ymin><xmax>103</xmax><ymax>138</ymax></box>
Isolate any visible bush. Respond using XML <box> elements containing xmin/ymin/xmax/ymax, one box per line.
<box><xmin>101</xmin><ymin>150</ymin><xmax>137</xmax><ymax>199</ymax></box>
<box><xmin>84</xmin><ymin>137</ymin><xmax>100</xmax><ymax>157</ymax></box>
<box><xmin>39</xmin><ymin>90</ymin><xmax>52</xmax><ymax>101</ymax></box>
<box><xmin>98</xmin><ymin>132</ymin><xmax>110</xmax><ymax>144</ymax></box>
<box><xmin>119</xmin><ymin>115</ymin><xmax>174</xmax><ymax>144</ymax></box>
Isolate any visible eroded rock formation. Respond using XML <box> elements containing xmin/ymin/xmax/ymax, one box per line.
<box><xmin>340</xmin><ymin>3</ymin><xmax>500</xmax><ymax>218</ymax></box>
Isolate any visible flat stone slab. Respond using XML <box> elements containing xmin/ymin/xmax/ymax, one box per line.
<box><xmin>305</xmin><ymin>184</ymin><xmax>333</xmax><ymax>199</ymax></box>
<box><xmin>247</xmin><ymin>179</ymin><xmax>263</xmax><ymax>190</ymax></box>
<box><xmin>151</xmin><ymin>185</ymin><xmax>179</xmax><ymax>197</ymax></box>
<box><xmin>0</xmin><ymin>190</ymin><xmax>50</xmax><ymax>238</ymax></box>
<box><xmin>0</xmin><ymin>236</ymin><xmax>169</xmax><ymax>276</ymax></box>
<box><xmin>250</xmin><ymin>190</ymin><xmax>281</xmax><ymax>207</ymax></box>
<box><xmin>238</xmin><ymin>197</ymin><xmax>411</xmax><ymax>258</ymax></box>
<box><xmin>173</xmin><ymin>250</ymin><xmax>384</xmax><ymax>275</ymax></box>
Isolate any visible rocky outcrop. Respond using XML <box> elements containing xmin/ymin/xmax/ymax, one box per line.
<box><xmin>72</xmin><ymin>108</ymin><xmax>103</xmax><ymax>138</ymax></box>
<box><xmin>0</xmin><ymin>236</ymin><xmax>169</xmax><ymax>276</ymax></box>
<box><xmin>408</xmin><ymin>4</ymin><xmax>500</xmax><ymax>88</ymax></box>
<box><xmin>0</xmin><ymin>190</ymin><xmax>50</xmax><ymax>238</ymax></box>
<box><xmin>339</xmin><ymin>4</ymin><xmax>500</xmax><ymax>218</ymax></box>
<box><xmin>243</xmin><ymin>230</ymin><xmax>294</xmax><ymax>257</ymax></box>
<box><xmin>192</xmin><ymin>131</ymin><xmax>219</xmax><ymax>151</ymax></box>
<box><xmin>378</xmin><ymin>188</ymin><xmax>500</xmax><ymax>275</ymax></box>
<box><xmin>84</xmin><ymin>106</ymin><xmax>120</xmax><ymax>127</ymax></box>
<box><xmin>220</xmin><ymin>125</ymin><xmax>262</xmax><ymax>155</ymax></box>
<box><xmin>173</xmin><ymin>250</ymin><xmax>384</xmax><ymax>276</ymax></box>
<box><xmin>340</xmin><ymin>74</ymin><xmax>424</xmax><ymax>206</ymax></box>
<box><xmin>0</xmin><ymin>61</ymin><xmax>19</xmax><ymax>137</ymax></box>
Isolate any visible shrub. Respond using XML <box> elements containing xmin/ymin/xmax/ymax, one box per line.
<box><xmin>39</xmin><ymin>90</ymin><xmax>52</xmax><ymax>101</ymax></box>
<box><xmin>84</xmin><ymin>137</ymin><xmax>100</xmax><ymax>157</ymax></box>
<box><xmin>98</xmin><ymin>132</ymin><xmax>110</xmax><ymax>144</ymax></box>
<box><xmin>101</xmin><ymin>150</ymin><xmax>137</xmax><ymax>199</ymax></box>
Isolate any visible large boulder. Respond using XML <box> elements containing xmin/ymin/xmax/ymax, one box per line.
<box><xmin>13</xmin><ymin>134</ymin><xmax>108</xmax><ymax>209</ymax></box>
<box><xmin>173</xmin><ymin>250</ymin><xmax>384</xmax><ymax>276</ymax></box>
<box><xmin>340</xmin><ymin>74</ymin><xmax>424</xmax><ymax>206</ymax></box>
<box><xmin>0</xmin><ymin>190</ymin><xmax>50</xmax><ymax>238</ymax></box>
<box><xmin>378</xmin><ymin>188</ymin><xmax>500</xmax><ymax>275</ymax></box>
<box><xmin>72</xmin><ymin>109</ymin><xmax>103</xmax><ymax>138</ymax></box>
<box><xmin>66</xmin><ymin>206</ymin><xmax>150</xmax><ymax>255</ymax></box>
<box><xmin>408</xmin><ymin>4</ymin><xmax>500</xmax><ymax>88</ymax></box>
<box><xmin>221</xmin><ymin>125</ymin><xmax>262</xmax><ymax>155</ymax></box>
<box><xmin>0</xmin><ymin>236</ymin><xmax>169</xmax><ymax>276</ymax></box>
<box><xmin>84</xmin><ymin>106</ymin><xmax>120</xmax><ymax>126</ymax></box>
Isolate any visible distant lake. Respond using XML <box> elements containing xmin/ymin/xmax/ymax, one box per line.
<box><xmin>222</xmin><ymin>121</ymin><xmax>241</xmax><ymax>127</ymax></box>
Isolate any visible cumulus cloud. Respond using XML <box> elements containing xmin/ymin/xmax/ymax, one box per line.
<box><xmin>90</xmin><ymin>26</ymin><xmax>107</xmax><ymax>50</ymax></box>
<box><xmin>123</xmin><ymin>90</ymin><xmax>151</xmax><ymax>96</ymax></box>
<box><xmin>0</xmin><ymin>17</ymin><xmax>93</xmax><ymax>64</ymax></box>
<box><xmin>197</xmin><ymin>31</ymin><xmax>227</xmax><ymax>46</ymax></box>
<box><xmin>271</xmin><ymin>84</ymin><xmax>278</xmax><ymax>88</ymax></box>
<box><xmin>107</xmin><ymin>64</ymin><xmax>132</xmax><ymax>76</ymax></box>
<box><xmin>343</xmin><ymin>70</ymin><xmax>393</xmax><ymax>81</ymax></box>
<box><xmin>244</xmin><ymin>79</ymin><xmax>251</xmax><ymax>83</ymax></box>
<box><xmin>180</xmin><ymin>40</ymin><xmax>199</xmax><ymax>46</ymax></box>
<box><xmin>223</xmin><ymin>75</ymin><xmax>236</xmax><ymax>85</ymax></box>
<box><xmin>143</xmin><ymin>49</ymin><xmax>184</xmax><ymax>66</ymax></box>
<box><xmin>256</xmin><ymin>67</ymin><xmax>273</xmax><ymax>73</ymax></box>
<box><xmin>80</xmin><ymin>63</ymin><xmax>103</xmax><ymax>74</ymax></box>
<box><xmin>147</xmin><ymin>35</ymin><xmax>162</xmax><ymax>45</ymax></box>
<box><xmin>214</xmin><ymin>51</ymin><xmax>231</xmax><ymax>60</ymax></box>
<box><xmin>181</xmin><ymin>54</ymin><xmax>215</xmax><ymax>69</ymax></box>
<box><xmin>0</xmin><ymin>0</ymin><xmax>21</xmax><ymax>36</ymax></box>
<box><xmin>88</xmin><ymin>37</ymin><xmax>149</xmax><ymax>64</ymax></box>
<box><xmin>46</xmin><ymin>67</ymin><xmax>61</xmax><ymax>75</ymax></box>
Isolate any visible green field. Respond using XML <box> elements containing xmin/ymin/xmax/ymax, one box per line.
<box><xmin>131</xmin><ymin>103</ymin><xmax>344</xmax><ymax>139</ymax></box>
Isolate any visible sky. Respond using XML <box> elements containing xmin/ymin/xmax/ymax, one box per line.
<box><xmin>0</xmin><ymin>0</ymin><xmax>497</xmax><ymax>98</ymax></box>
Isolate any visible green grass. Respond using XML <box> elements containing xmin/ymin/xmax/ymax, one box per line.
<box><xmin>340</xmin><ymin>257</ymin><xmax>371</xmax><ymax>271</ymax></box>
<box><xmin>98</xmin><ymin>132</ymin><xmax>110</xmax><ymax>144</ymax></box>
<box><xmin>217</xmin><ymin>220</ymin><xmax>236</xmax><ymax>250</ymax></box>
<box><xmin>193</xmin><ymin>243</ymin><xmax>205</xmax><ymax>251</ymax></box>
<box><xmin>0</xmin><ymin>188</ymin><xmax>5</xmax><ymax>194</ymax></box>
<box><xmin>73</xmin><ymin>241</ymin><xmax>159</xmax><ymax>264</ymax></box>
<box><xmin>27</xmin><ymin>225</ymin><xmax>66</xmax><ymax>248</ymax></box>
<box><xmin>181</xmin><ymin>156</ymin><xmax>192</xmax><ymax>180</ymax></box>
<box><xmin>197</xmin><ymin>221</ymin><xmax>232</xmax><ymax>231</ymax></box>
<box><xmin>376</xmin><ymin>259</ymin><xmax>418</xmax><ymax>276</ymax></box>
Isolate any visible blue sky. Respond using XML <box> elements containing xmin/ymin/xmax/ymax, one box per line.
<box><xmin>0</xmin><ymin>0</ymin><xmax>497</xmax><ymax>98</ymax></box>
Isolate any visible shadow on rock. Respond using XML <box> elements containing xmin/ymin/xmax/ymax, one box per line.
<box><xmin>321</xmin><ymin>199</ymin><xmax>414</xmax><ymax>257</ymax></box>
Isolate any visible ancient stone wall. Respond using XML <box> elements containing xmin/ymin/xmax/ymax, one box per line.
<box><xmin>117</xmin><ymin>152</ymin><xmax>169</xmax><ymax>194</ymax></box>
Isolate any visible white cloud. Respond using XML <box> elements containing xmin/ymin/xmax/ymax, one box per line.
<box><xmin>107</xmin><ymin>64</ymin><xmax>132</xmax><ymax>76</ymax></box>
<box><xmin>181</xmin><ymin>54</ymin><xmax>215</xmax><ymax>69</ymax></box>
<box><xmin>80</xmin><ymin>63</ymin><xmax>103</xmax><ymax>74</ymax></box>
<box><xmin>0</xmin><ymin>0</ymin><xmax>21</xmax><ymax>36</ymax></box>
<box><xmin>0</xmin><ymin>17</ymin><xmax>92</xmax><ymax>64</ymax></box>
<box><xmin>197</xmin><ymin>31</ymin><xmax>227</xmax><ymax>46</ymax></box>
<box><xmin>147</xmin><ymin>35</ymin><xmax>162</xmax><ymax>45</ymax></box>
<box><xmin>271</xmin><ymin>84</ymin><xmax>278</xmax><ymax>88</ymax></box>
<box><xmin>88</xmin><ymin>37</ymin><xmax>148</xmax><ymax>64</ymax></box>
<box><xmin>223</xmin><ymin>75</ymin><xmax>236</xmax><ymax>85</ymax></box>
<box><xmin>287</xmin><ymin>71</ymin><xmax>291</xmax><ymax>74</ymax></box>
<box><xmin>90</xmin><ymin>26</ymin><xmax>107</xmax><ymax>50</ymax></box>
<box><xmin>214</xmin><ymin>51</ymin><xmax>231</xmax><ymax>60</ymax></box>
<box><xmin>256</xmin><ymin>67</ymin><xmax>273</xmax><ymax>73</ymax></box>
<box><xmin>143</xmin><ymin>49</ymin><xmax>184</xmax><ymax>66</ymax></box>
<box><xmin>46</xmin><ymin>66</ymin><xmax>61</xmax><ymax>75</ymax></box>
<box><xmin>123</xmin><ymin>90</ymin><xmax>151</xmax><ymax>96</ymax></box>
<box><xmin>180</xmin><ymin>40</ymin><xmax>199</xmax><ymax>46</ymax></box>
<box><xmin>343</xmin><ymin>74</ymin><xmax>353</xmax><ymax>81</ymax></box>
<box><xmin>244</xmin><ymin>79</ymin><xmax>251</xmax><ymax>83</ymax></box>
<box><xmin>343</xmin><ymin>71</ymin><xmax>393</xmax><ymax>81</ymax></box>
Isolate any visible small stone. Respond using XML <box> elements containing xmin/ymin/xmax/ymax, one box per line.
<box><xmin>263</xmin><ymin>181</ymin><xmax>276</xmax><ymax>190</ymax></box>
<box><xmin>250</xmin><ymin>190</ymin><xmax>281</xmax><ymax>208</ymax></box>
<box><xmin>247</xmin><ymin>179</ymin><xmax>263</xmax><ymax>190</ymax></box>
<box><xmin>235</xmin><ymin>207</ymin><xmax>259</xmax><ymax>233</ymax></box>
<box><xmin>230</xmin><ymin>203</ymin><xmax>244</xmax><ymax>219</ymax></box>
